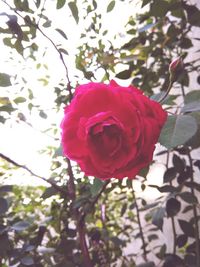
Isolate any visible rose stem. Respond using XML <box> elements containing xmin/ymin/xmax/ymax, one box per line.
<box><xmin>131</xmin><ymin>183</ymin><xmax>147</xmax><ymax>261</ymax></box>
<box><xmin>187</xmin><ymin>151</ymin><xmax>200</xmax><ymax>267</ymax></box>
<box><xmin>80</xmin><ymin>180</ymin><xmax>110</xmax><ymax>222</ymax></box>
<box><xmin>158</xmin><ymin>75</ymin><xmax>174</xmax><ymax>104</ymax></box>
<box><xmin>66</xmin><ymin>158</ymin><xmax>93</xmax><ymax>267</ymax></box>
<box><xmin>166</xmin><ymin>151</ymin><xmax>176</xmax><ymax>254</ymax></box>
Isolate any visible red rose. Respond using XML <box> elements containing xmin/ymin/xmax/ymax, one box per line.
<box><xmin>61</xmin><ymin>80</ymin><xmax>167</xmax><ymax>180</ymax></box>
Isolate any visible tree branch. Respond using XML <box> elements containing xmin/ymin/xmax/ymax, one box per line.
<box><xmin>0</xmin><ymin>152</ymin><xmax>67</xmax><ymax>195</ymax></box>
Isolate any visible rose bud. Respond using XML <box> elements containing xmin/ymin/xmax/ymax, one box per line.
<box><xmin>169</xmin><ymin>57</ymin><xmax>183</xmax><ymax>75</ymax></box>
<box><xmin>61</xmin><ymin>81</ymin><xmax>167</xmax><ymax>180</ymax></box>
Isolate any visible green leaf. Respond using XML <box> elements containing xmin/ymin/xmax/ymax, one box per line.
<box><xmin>176</xmin><ymin>234</ymin><xmax>188</xmax><ymax>248</ymax></box>
<box><xmin>11</xmin><ymin>221</ymin><xmax>30</xmax><ymax>231</ymax></box>
<box><xmin>43</xmin><ymin>19</ymin><xmax>51</xmax><ymax>28</ymax></box>
<box><xmin>56</xmin><ymin>0</ymin><xmax>66</xmax><ymax>9</ymax></box>
<box><xmin>110</xmin><ymin>236</ymin><xmax>125</xmax><ymax>246</ymax></box>
<box><xmin>149</xmin><ymin>184</ymin><xmax>177</xmax><ymax>193</ymax></box>
<box><xmin>116</xmin><ymin>69</ymin><xmax>132</xmax><ymax>80</ymax></box>
<box><xmin>42</xmin><ymin>187</ymin><xmax>58</xmax><ymax>199</ymax></box>
<box><xmin>150</xmin><ymin>0</ymin><xmax>169</xmax><ymax>17</ymax></box>
<box><xmin>54</xmin><ymin>146</ymin><xmax>63</xmax><ymax>157</ymax></box>
<box><xmin>0</xmin><ymin>97</ymin><xmax>10</xmax><ymax>105</ymax></box>
<box><xmin>39</xmin><ymin>110</ymin><xmax>47</xmax><ymax>119</ymax></box>
<box><xmin>181</xmin><ymin>101</ymin><xmax>200</xmax><ymax>113</ymax></box>
<box><xmin>185</xmin><ymin>112</ymin><xmax>200</xmax><ymax>148</ymax></box>
<box><xmin>0</xmin><ymin>104</ymin><xmax>15</xmax><ymax>113</ymax></box>
<box><xmin>172</xmin><ymin>154</ymin><xmax>185</xmax><ymax>173</ymax></box>
<box><xmin>166</xmin><ymin>198</ymin><xmax>181</xmax><ymax>217</ymax></box>
<box><xmin>0</xmin><ymin>233</ymin><xmax>10</xmax><ymax>255</ymax></box>
<box><xmin>0</xmin><ymin>115</ymin><xmax>6</xmax><ymax>123</ymax></box>
<box><xmin>93</xmin><ymin>0</ymin><xmax>97</xmax><ymax>9</ymax></box>
<box><xmin>141</xmin><ymin>0</ymin><xmax>152</xmax><ymax>8</ymax></box>
<box><xmin>0</xmin><ymin>73</ymin><xmax>11</xmax><ymax>87</ymax></box>
<box><xmin>184</xmin><ymin>4</ymin><xmax>200</xmax><ymax>27</ymax></box>
<box><xmin>156</xmin><ymin>244</ymin><xmax>166</xmax><ymax>259</ymax></box>
<box><xmin>138</xmin><ymin>22</ymin><xmax>157</xmax><ymax>33</ymax></box>
<box><xmin>59</xmin><ymin>48</ymin><xmax>69</xmax><ymax>55</ymax></box>
<box><xmin>35</xmin><ymin>0</ymin><xmax>41</xmax><ymax>8</ymax></box>
<box><xmin>120</xmin><ymin>203</ymin><xmax>127</xmax><ymax>216</ymax></box>
<box><xmin>163</xmin><ymin>167</ymin><xmax>177</xmax><ymax>183</ymax></box>
<box><xmin>178</xmin><ymin>219</ymin><xmax>195</xmax><ymax>237</ymax></box>
<box><xmin>14</xmin><ymin>97</ymin><xmax>26</xmax><ymax>104</ymax></box>
<box><xmin>68</xmin><ymin>2</ymin><xmax>79</xmax><ymax>24</ymax></box>
<box><xmin>0</xmin><ymin>198</ymin><xmax>8</xmax><ymax>215</ymax></box>
<box><xmin>159</xmin><ymin>115</ymin><xmax>198</xmax><ymax>149</ymax></box>
<box><xmin>179</xmin><ymin>192</ymin><xmax>198</xmax><ymax>204</ymax></box>
<box><xmin>152</xmin><ymin>207</ymin><xmax>165</xmax><ymax>230</ymax></box>
<box><xmin>184</xmin><ymin>90</ymin><xmax>200</xmax><ymax>104</ymax></box>
<box><xmin>21</xmin><ymin>256</ymin><xmax>34</xmax><ymax>266</ymax></box>
<box><xmin>107</xmin><ymin>1</ymin><xmax>115</xmax><ymax>12</ymax></box>
<box><xmin>90</xmin><ymin>178</ymin><xmax>104</xmax><ymax>197</ymax></box>
<box><xmin>56</xmin><ymin>29</ymin><xmax>68</xmax><ymax>40</ymax></box>
<box><xmin>0</xmin><ymin>185</ymin><xmax>13</xmax><ymax>194</ymax></box>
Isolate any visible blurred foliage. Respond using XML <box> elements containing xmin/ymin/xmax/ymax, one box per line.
<box><xmin>0</xmin><ymin>0</ymin><xmax>200</xmax><ymax>266</ymax></box>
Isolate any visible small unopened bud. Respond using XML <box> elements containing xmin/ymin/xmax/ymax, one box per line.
<box><xmin>169</xmin><ymin>57</ymin><xmax>184</xmax><ymax>83</ymax></box>
<box><xmin>169</xmin><ymin>57</ymin><xmax>183</xmax><ymax>73</ymax></box>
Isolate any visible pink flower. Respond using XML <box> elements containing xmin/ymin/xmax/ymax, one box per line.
<box><xmin>61</xmin><ymin>81</ymin><xmax>167</xmax><ymax>180</ymax></box>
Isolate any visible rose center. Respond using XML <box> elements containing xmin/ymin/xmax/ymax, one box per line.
<box><xmin>89</xmin><ymin>124</ymin><xmax>122</xmax><ymax>157</ymax></box>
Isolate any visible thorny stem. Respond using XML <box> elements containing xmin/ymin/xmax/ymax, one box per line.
<box><xmin>166</xmin><ymin>151</ymin><xmax>176</xmax><ymax>254</ymax></box>
<box><xmin>0</xmin><ymin>152</ymin><xmax>67</xmax><ymax>195</ymax></box>
<box><xmin>181</xmin><ymin>84</ymin><xmax>185</xmax><ymax>98</ymax></box>
<box><xmin>131</xmin><ymin>184</ymin><xmax>147</xmax><ymax>262</ymax></box>
<box><xmin>187</xmin><ymin>151</ymin><xmax>200</xmax><ymax>267</ymax></box>
<box><xmin>66</xmin><ymin>158</ymin><xmax>93</xmax><ymax>267</ymax></box>
<box><xmin>80</xmin><ymin>180</ymin><xmax>110</xmax><ymax>222</ymax></box>
<box><xmin>2</xmin><ymin>0</ymin><xmax>73</xmax><ymax>100</ymax></box>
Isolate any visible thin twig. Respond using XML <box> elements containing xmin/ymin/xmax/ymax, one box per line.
<box><xmin>36</xmin><ymin>0</ymin><xmax>47</xmax><ymax>26</ymax></box>
<box><xmin>131</xmin><ymin>184</ymin><xmax>147</xmax><ymax>262</ymax></box>
<box><xmin>0</xmin><ymin>152</ymin><xmax>67</xmax><ymax>195</ymax></box>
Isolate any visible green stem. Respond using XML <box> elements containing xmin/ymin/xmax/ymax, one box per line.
<box><xmin>158</xmin><ymin>75</ymin><xmax>174</xmax><ymax>104</ymax></box>
<box><xmin>166</xmin><ymin>152</ymin><xmax>177</xmax><ymax>254</ymax></box>
<box><xmin>131</xmin><ymin>185</ymin><xmax>147</xmax><ymax>261</ymax></box>
<box><xmin>66</xmin><ymin>158</ymin><xmax>93</xmax><ymax>267</ymax></box>
<box><xmin>187</xmin><ymin>152</ymin><xmax>200</xmax><ymax>267</ymax></box>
